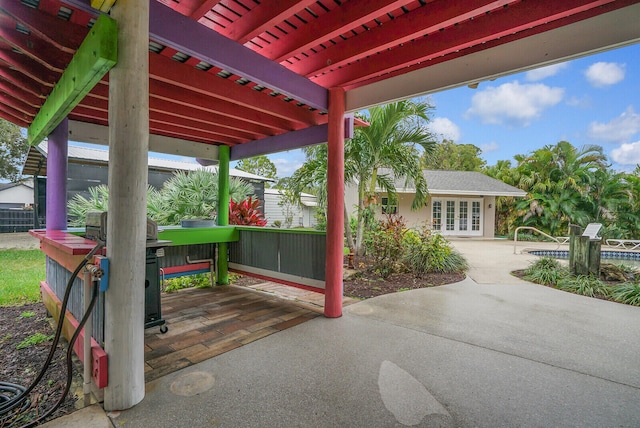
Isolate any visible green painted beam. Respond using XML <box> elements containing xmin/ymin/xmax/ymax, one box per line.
<box><xmin>158</xmin><ymin>226</ymin><xmax>239</xmax><ymax>246</ymax></box>
<box><xmin>28</xmin><ymin>14</ymin><xmax>117</xmax><ymax>145</ymax></box>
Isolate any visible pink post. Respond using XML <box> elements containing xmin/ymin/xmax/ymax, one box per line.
<box><xmin>46</xmin><ymin>118</ymin><xmax>68</xmax><ymax>230</ymax></box>
<box><xmin>325</xmin><ymin>88</ymin><xmax>345</xmax><ymax>318</ymax></box>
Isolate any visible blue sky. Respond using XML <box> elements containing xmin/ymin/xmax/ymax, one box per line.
<box><xmin>263</xmin><ymin>42</ymin><xmax>640</xmax><ymax>176</ymax></box>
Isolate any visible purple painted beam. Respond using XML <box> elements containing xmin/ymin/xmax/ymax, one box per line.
<box><xmin>230</xmin><ymin>115</ymin><xmax>354</xmax><ymax>161</ymax></box>
<box><xmin>46</xmin><ymin>118</ymin><xmax>68</xmax><ymax>230</ymax></box>
<box><xmin>61</xmin><ymin>1</ymin><xmax>328</xmax><ymax>111</ymax></box>
<box><xmin>149</xmin><ymin>3</ymin><xmax>327</xmax><ymax>111</ymax></box>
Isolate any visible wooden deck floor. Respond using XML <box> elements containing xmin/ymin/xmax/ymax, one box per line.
<box><xmin>143</xmin><ymin>284</ymin><xmax>321</xmax><ymax>382</ymax></box>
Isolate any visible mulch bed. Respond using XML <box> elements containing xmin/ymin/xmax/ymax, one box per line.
<box><xmin>0</xmin><ymin>303</ymin><xmax>79</xmax><ymax>427</ymax></box>
<box><xmin>343</xmin><ymin>255</ymin><xmax>466</xmax><ymax>299</ymax></box>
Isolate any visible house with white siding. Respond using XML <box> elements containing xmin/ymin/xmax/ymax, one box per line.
<box><xmin>263</xmin><ymin>188</ymin><xmax>318</xmax><ymax>228</ymax></box>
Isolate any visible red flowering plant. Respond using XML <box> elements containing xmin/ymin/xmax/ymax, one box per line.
<box><xmin>228</xmin><ymin>197</ymin><xmax>267</xmax><ymax>226</ymax></box>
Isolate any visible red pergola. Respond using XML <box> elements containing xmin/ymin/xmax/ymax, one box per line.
<box><xmin>1</xmin><ymin>0</ymin><xmax>638</xmax><ymax>150</ymax></box>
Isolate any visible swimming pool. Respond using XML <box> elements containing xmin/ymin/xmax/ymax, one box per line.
<box><xmin>528</xmin><ymin>249</ymin><xmax>640</xmax><ymax>266</ymax></box>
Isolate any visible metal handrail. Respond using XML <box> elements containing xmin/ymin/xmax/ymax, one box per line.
<box><xmin>513</xmin><ymin>226</ymin><xmax>565</xmax><ymax>254</ymax></box>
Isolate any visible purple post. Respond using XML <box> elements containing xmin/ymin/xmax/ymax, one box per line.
<box><xmin>46</xmin><ymin>119</ymin><xmax>69</xmax><ymax>230</ymax></box>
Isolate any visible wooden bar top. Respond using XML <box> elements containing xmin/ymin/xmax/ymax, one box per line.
<box><xmin>30</xmin><ymin>229</ymin><xmax>101</xmax><ymax>256</ymax></box>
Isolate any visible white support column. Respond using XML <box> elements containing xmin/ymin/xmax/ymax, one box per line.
<box><xmin>104</xmin><ymin>1</ymin><xmax>149</xmax><ymax>411</ymax></box>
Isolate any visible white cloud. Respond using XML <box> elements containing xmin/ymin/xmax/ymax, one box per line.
<box><xmin>584</xmin><ymin>62</ymin><xmax>625</xmax><ymax>87</ymax></box>
<box><xmin>525</xmin><ymin>63</ymin><xmax>568</xmax><ymax>81</ymax></box>
<box><xmin>429</xmin><ymin>117</ymin><xmax>461</xmax><ymax>142</ymax></box>
<box><xmin>480</xmin><ymin>142</ymin><xmax>499</xmax><ymax>153</ymax></box>
<box><xmin>588</xmin><ymin>106</ymin><xmax>640</xmax><ymax>143</ymax></box>
<box><xmin>566</xmin><ymin>95</ymin><xmax>592</xmax><ymax>109</ymax></box>
<box><xmin>271</xmin><ymin>156</ymin><xmax>303</xmax><ymax>177</ymax></box>
<box><xmin>611</xmin><ymin>141</ymin><xmax>640</xmax><ymax>165</ymax></box>
<box><xmin>465</xmin><ymin>81</ymin><xmax>564</xmax><ymax>126</ymax></box>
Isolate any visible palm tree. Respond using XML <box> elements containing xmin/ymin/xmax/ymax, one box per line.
<box><xmin>513</xmin><ymin>142</ymin><xmax>609</xmax><ymax>236</ymax></box>
<box><xmin>292</xmin><ymin>99</ymin><xmax>436</xmax><ymax>254</ymax></box>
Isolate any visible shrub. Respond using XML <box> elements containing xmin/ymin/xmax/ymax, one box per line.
<box><xmin>523</xmin><ymin>257</ymin><xmax>566</xmax><ymax>285</ymax></box>
<box><xmin>556</xmin><ymin>275</ymin><xmax>610</xmax><ymax>298</ymax></box>
<box><xmin>163</xmin><ymin>273</ymin><xmax>211</xmax><ymax>293</ymax></box>
<box><xmin>229</xmin><ymin>197</ymin><xmax>267</xmax><ymax>226</ymax></box>
<box><xmin>404</xmin><ymin>228</ymin><xmax>468</xmax><ymax>274</ymax></box>
<box><xmin>364</xmin><ymin>214</ymin><xmax>408</xmax><ymax>278</ymax></box>
<box><xmin>610</xmin><ymin>282</ymin><xmax>640</xmax><ymax>306</ymax></box>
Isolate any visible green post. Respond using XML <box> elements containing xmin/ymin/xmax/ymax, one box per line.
<box><xmin>217</xmin><ymin>145</ymin><xmax>230</xmax><ymax>285</ymax></box>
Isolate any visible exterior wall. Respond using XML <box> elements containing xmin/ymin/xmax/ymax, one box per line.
<box><xmin>0</xmin><ymin>185</ymin><xmax>34</xmax><ymax>208</ymax></box>
<box><xmin>263</xmin><ymin>189</ymin><xmax>317</xmax><ymax>228</ymax></box>
<box><xmin>483</xmin><ymin>196</ymin><xmax>496</xmax><ymax>238</ymax></box>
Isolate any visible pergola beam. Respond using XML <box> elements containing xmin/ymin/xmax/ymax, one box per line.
<box><xmin>148</xmin><ymin>2</ymin><xmax>328</xmax><ymax>111</ymax></box>
<box><xmin>27</xmin><ymin>14</ymin><xmax>116</xmax><ymax>145</ymax></box>
<box><xmin>314</xmin><ymin>0</ymin><xmax>613</xmax><ymax>88</ymax></box>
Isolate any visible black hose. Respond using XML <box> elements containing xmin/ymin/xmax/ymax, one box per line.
<box><xmin>0</xmin><ymin>240</ymin><xmax>104</xmax><ymax>426</ymax></box>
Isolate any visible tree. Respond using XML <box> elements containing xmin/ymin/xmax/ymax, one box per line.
<box><xmin>0</xmin><ymin>119</ymin><xmax>29</xmax><ymax>182</ymax></box>
<box><xmin>348</xmin><ymin>100</ymin><xmax>436</xmax><ymax>254</ymax></box>
<box><xmin>422</xmin><ymin>139</ymin><xmax>486</xmax><ymax>171</ymax></box>
<box><xmin>236</xmin><ymin>155</ymin><xmax>277</xmax><ymax>186</ymax></box>
<box><xmin>67</xmin><ymin>170</ymin><xmax>255</xmax><ymax>226</ymax></box>
<box><xmin>291</xmin><ymin>100</ymin><xmax>436</xmax><ymax>255</ymax></box>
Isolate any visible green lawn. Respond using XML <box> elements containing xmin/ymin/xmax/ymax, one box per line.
<box><xmin>0</xmin><ymin>249</ymin><xmax>45</xmax><ymax>306</ymax></box>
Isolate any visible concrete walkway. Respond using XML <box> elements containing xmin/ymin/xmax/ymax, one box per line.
<box><xmin>41</xmin><ymin>239</ymin><xmax>640</xmax><ymax>427</ymax></box>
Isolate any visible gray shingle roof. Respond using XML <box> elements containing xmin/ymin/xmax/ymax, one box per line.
<box><xmin>380</xmin><ymin>169</ymin><xmax>526</xmax><ymax>197</ymax></box>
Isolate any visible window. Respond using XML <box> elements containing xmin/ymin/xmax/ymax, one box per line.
<box><xmin>381</xmin><ymin>197</ymin><xmax>397</xmax><ymax>214</ymax></box>
<box><xmin>432</xmin><ymin>201</ymin><xmax>442</xmax><ymax>230</ymax></box>
<box><xmin>472</xmin><ymin>201</ymin><xmax>481</xmax><ymax>231</ymax></box>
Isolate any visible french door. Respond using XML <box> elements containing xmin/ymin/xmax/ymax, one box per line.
<box><xmin>431</xmin><ymin>198</ymin><xmax>482</xmax><ymax>236</ymax></box>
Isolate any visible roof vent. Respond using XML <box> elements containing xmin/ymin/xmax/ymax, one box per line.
<box><xmin>195</xmin><ymin>61</ymin><xmax>213</xmax><ymax>71</ymax></box>
<box><xmin>21</xmin><ymin>0</ymin><xmax>40</xmax><ymax>9</ymax></box>
<box><xmin>171</xmin><ymin>51</ymin><xmax>190</xmax><ymax>63</ymax></box>
<box><xmin>15</xmin><ymin>23</ymin><xmax>30</xmax><ymax>35</ymax></box>
<box><xmin>148</xmin><ymin>41</ymin><xmax>165</xmax><ymax>54</ymax></box>
<box><xmin>58</xmin><ymin>6</ymin><xmax>73</xmax><ymax>21</ymax></box>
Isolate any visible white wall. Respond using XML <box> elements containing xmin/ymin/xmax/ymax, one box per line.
<box><xmin>0</xmin><ymin>184</ymin><xmax>34</xmax><ymax>208</ymax></box>
<box><xmin>262</xmin><ymin>189</ymin><xmax>317</xmax><ymax>228</ymax></box>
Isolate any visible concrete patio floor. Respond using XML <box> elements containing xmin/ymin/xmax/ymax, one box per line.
<box><xmin>42</xmin><ymin>239</ymin><xmax>640</xmax><ymax>427</ymax></box>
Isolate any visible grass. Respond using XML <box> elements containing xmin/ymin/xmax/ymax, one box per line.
<box><xmin>16</xmin><ymin>333</ymin><xmax>54</xmax><ymax>350</ymax></box>
<box><xmin>0</xmin><ymin>249</ymin><xmax>46</xmax><ymax>306</ymax></box>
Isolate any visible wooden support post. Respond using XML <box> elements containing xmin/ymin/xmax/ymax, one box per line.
<box><xmin>46</xmin><ymin>119</ymin><xmax>68</xmax><ymax>230</ymax></box>
<box><xmin>217</xmin><ymin>145</ymin><xmax>230</xmax><ymax>285</ymax></box>
<box><xmin>568</xmin><ymin>225</ymin><xmax>581</xmax><ymax>274</ymax></box>
<box><xmin>325</xmin><ymin>88</ymin><xmax>345</xmax><ymax>318</ymax></box>
<box><xmin>103</xmin><ymin>1</ymin><xmax>149</xmax><ymax>411</ymax></box>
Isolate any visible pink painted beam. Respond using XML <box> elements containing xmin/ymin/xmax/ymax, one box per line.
<box><xmin>324</xmin><ymin>88</ymin><xmax>345</xmax><ymax>318</ymax></box>
<box><xmin>289</xmin><ymin>0</ymin><xmax>515</xmax><ymax>78</ymax></box>
<box><xmin>263</xmin><ymin>0</ymin><xmax>411</xmax><ymax>63</ymax></box>
<box><xmin>313</xmin><ymin>0</ymin><xmax>613</xmax><ymax>88</ymax></box>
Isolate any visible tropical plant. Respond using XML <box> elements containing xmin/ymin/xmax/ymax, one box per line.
<box><xmin>228</xmin><ymin>197</ymin><xmax>267</xmax><ymax>226</ymax></box>
<box><xmin>145</xmin><ymin>169</ymin><xmax>254</xmax><ymax>225</ymax></box>
<box><xmin>292</xmin><ymin>100</ymin><xmax>436</xmax><ymax>255</ymax></box>
<box><xmin>403</xmin><ymin>227</ymin><xmax>468</xmax><ymax>274</ymax></box>
<box><xmin>610</xmin><ymin>282</ymin><xmax>640</xmax><ymax>306</ymax></box>
<box><xmin>363</xmin><ymin>214</ymin><xmax>408</xmax><ymax>278</ymax></box>
<box><xmin>67</xmin><ymin>169</ymin><xmax>256</xmax><ymax>226</ymax></box>
<box><xmin>523</xmin><ymin>257</ymin><xmax>566</xmax><ymax>285</ymax></box>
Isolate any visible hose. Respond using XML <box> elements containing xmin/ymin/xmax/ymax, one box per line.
<box><xmin>0</xmin><ymin>240</ymin><xmax>104</xmax><ymax>426</ymax></box>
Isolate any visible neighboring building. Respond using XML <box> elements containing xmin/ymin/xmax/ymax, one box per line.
<box><xmin>19</xmin><ymin>143</ymin><xmax>272</xmax><ymax>225</ymax></box>
<box><xmin>345</xmin><ymin>169</ymin><xmax>526</xmax><ymax>238</ymax></box>
<box><xmin>0</xmin><ymin>179</ymin><xmax>34</xmax><ymax>209</ymax></box>
<box><xmin>263</xmin><ymin>188</ymin><xmax>318</xmax><ymax>228</ymax></box>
